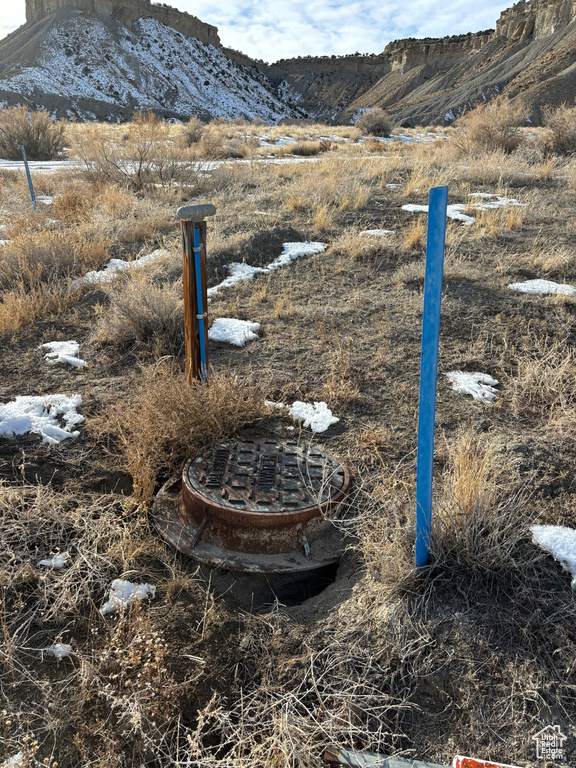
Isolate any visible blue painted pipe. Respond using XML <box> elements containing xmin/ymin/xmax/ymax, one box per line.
<box><xmin>415</xmin><ymin>186</ymin><xmax>449</xmax><ymax>567</ymax></box>
<box><xmin>20</xmin><ymin>145</ymin><xmax>37</xmax><ymax>210</ymax></box>
<box><xmin>193</xmin><ymin>224</ymin><xmax>207</xmax><ymax>383</ymax></box>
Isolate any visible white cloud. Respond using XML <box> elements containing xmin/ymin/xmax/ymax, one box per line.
<box><xmin>182</xmin><ymin>0</ymin><xmax>514</xmax><ymax>60</ymax></box>
<box><xmin>1</xmin><ymin>0</ymin><xmax>514</xmax><ymax>61</ymax></box>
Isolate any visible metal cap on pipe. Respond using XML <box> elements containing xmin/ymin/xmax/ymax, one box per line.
<box><xmin>177</xmin><ymin>203</ymin><xmax>216</xmax><ymax>222</ymax></box>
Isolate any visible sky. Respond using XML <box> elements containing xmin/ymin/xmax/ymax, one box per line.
<box><xmin>1</xmin><ymin>0</ymin><xmax>515</xmax><ymax>62</ymax></box>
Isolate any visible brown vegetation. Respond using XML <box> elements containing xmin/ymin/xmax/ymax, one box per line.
<box><xmin>0</xmin><ymin>106</ymin><xmax>66</xmax><ymax>160</ymax></box>
<box><xmin>0</xmin><ymin>107</ymin><xmax>575</xmax><ymax>767</ymax></box>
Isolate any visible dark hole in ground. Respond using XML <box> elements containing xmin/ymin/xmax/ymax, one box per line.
<box><xmin>204</xmin><ymin>560</ymin><xmax>340</xmax><ymax>611</ymax></box>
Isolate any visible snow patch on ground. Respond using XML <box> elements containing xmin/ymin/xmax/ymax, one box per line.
<box><xmin>468</xmin><ymin>193</ymin><xmax>525</xmax><ymax>209</ymax></box>
<box><xmin>1</xmin><ymin>752</ymin><xmax>24</xmax><ymax>768</ymax></box>
<box><xmin>42</xmin><ymin>643</ymin><xmax>72</xmax><ymax>661</ymax></box>
<box><xmin>100</xmin><ymin>579</ymin><xmax>156</xmax><ymax>615</ymax></box>
<box><xmin>402</xmin><ymin>203</ymin><xmax>475</xmax><ymax>225</ymax></box>
<box><xmin>208</xmin><ymin>242</ymin><xmax>326</xmax><ymax>298</ymax></box>
<box><xmin>289</xmin><ymin>401</ymin><xmax>340</xmax><ymax>432</ymax></box>
<box><xmin>40</xmin><ymin>340</ymin><xmax>87</xmax><ymax>368</ymax></box>
<box><xmin>81</xmin><ymin>248</ymin><xmax>170</xmax><ymax>285</ymax></box>
<box><xmin>38</xmin><ymin>553</ymin><xmax>69</xmax><ymax>569</ymax></box>
<box><xmin>207</xmin><ymin>263</ymin><xmax>267</xmax><ymax>298</ymax></box>
<box><xmin>0</xmin><ymin>394</ymin><xmax>84</xmax><ymax>444</ymax></box>
<box><xmin>508</xmin><ymin>279</ymin><xmax>576</xmax><ymax>296</ymax></box>
<box><xmin>0</xmin><ymin>159</ymin><xmax>78</xmax><ymax>173</ymax></box>
<box><xmin>531</xmin><ymin>525</ymin><xmax>576</xmax><ymax>588</ymax></box>
<box><xmin>445</xmin><ymin>371</ymin><xmax>499</xmax><ymax>403</ymax></box>
<box><xmin>37</xmin><ymin>195</ymin><xmax>54</xmax><ymax>205</ymax></box>
<box><xmin>402</xmin><ymin>194</ymin><xmax>524</xmax><ymax>226</ymax></box>
<box><xmin>208</xmin><ymin>318</ymin><xmax>260</xmax><ymax>346</ymax></box>
<box><xmin>360</xmin><ymin>229</ymin><xmax>394</xmax><ymax>236</ymax></box>
<box><xmin>266</xmin><ymin>400</ymin><xmax>339</xmax><ymax>433</ymax></box>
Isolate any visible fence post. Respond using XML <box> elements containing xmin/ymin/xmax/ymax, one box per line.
<box><xmin>178</xmin><ymin>204</ymin><xmax>215</xmax><ymax>385</ymax></box>
<box><xmin>20</xmin><ymin>145</ymin><xmax>37</xmax><ymax>210</ymax></box>
<box><xmin>415</xmin><ymin>185</ymin><xmax>448</xmax><ymax>568</ymax></box>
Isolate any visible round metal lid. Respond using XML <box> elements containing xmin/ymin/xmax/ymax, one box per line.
<box><xmin>187</xmin><ymin>438</ymin><xmax>347</xmax><ymax>514</ymax></box>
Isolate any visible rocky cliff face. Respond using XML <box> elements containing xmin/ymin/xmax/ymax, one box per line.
<box><xmin>4</xmin><ymin>0</ymin><xmax>576</xmax><ymax>125</ymax></box>
<box><xmin>0</xmin><ymin>8</ymin><xmax>295</xmax><ymax>122</ymax></box>
<box><xmin>495</xmin><ymin>0</ymin><xmax>576</xmax><ymax>39</ymax></box>
<box><xmin>24</xmin><ymin>0</ymin><xmax>220</xmax><ymax>46</ymax></box>
<box><xmin>264</xmin><ymin>0</ymin><xmax>576</xmax><ymax>124</ymax></box>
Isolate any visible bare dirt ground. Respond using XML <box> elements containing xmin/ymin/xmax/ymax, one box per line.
<box><xmin>1</xmin><ymin>116</ymin><xmax>575</xmax><ymax>768</ymax></box>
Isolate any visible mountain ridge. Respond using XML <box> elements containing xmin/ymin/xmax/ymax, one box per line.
<box><xmin>0</xmin><ymin>0</ymin><xmax>575</xmax><ymax>124</ymax></box>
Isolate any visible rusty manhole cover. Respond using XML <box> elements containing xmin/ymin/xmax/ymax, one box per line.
<box><xmin>186</xmin><ymin>438</ymin><xmax>347</xmax><ymax>513</ymax></box>
<box><xmin>153</xmin><ymin>438</ymin><xmax>351</xmax><ymax>575</ymax></box>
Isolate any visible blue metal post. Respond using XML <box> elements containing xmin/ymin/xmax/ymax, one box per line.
<box><xmin>193</xmin><ymin>224</ymin><xmax>208</xmax><ymax>383</ymax></box>
<box><xmin>415</xmin><ymin>186</ymin><xmax>449</xmax><ymax>567</ymax></box>
<box><xmin>20</xmin><ymin>145</ymin><xmax>37</xmax><ymax>210</ymax></box>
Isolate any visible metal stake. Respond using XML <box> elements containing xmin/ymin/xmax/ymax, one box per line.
<box><xmin>415</xmin><ymin>185</ymin><xmax>448</xmax><ymax>568</ymax></box>
<box><xmin>20</xmin><ymin>145</ymin><xmax>37</xmax><ymax>210</ymax></box>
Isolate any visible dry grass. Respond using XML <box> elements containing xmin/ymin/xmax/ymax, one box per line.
<box><xmin>100</xmin><ymin>362</ymin><xmax>268</xmax><ymax>501</ymax></box>
<box><xmin>0</xmin><ymin>279</ymin><xmax>82</xmax><ymax>334</ymax></box>
<box><xmin>402</xmin><ymin>217</ymin><xmax>427</xmax><ymax>251</ymax></box>
<box><xmin>508</xmin><ymin>337</ymin><xmax>576</xmax><ymax>432</ymax></box>
<box><xmin>430</xmin><ymin>431</ymin><xmax>527</xmax><ymax>571</ymax></box>
<box><xmin>0</xmin><ymin>228</ymin><xmax>110</xmax><ymax>289</ymax></box>
<box><xmin>92</xmin><ymin>271</ymin><xmax>184</xmax><ymax>355</ymax></box>
<box><xmin>2</xmin><ymin>114</ymin><xmax>576</xmax><ymax>768</ymax></box>
<box><xmin>0</xmin><ymin>482</ymin><xmax>202</xmax><ymax>766</ymax></box>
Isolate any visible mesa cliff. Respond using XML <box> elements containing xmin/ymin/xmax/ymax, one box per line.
<box><xmin>24</xmin><ymin>0</ymin><xmax>220</xmax><ymax>46</ymax></box>
<box><xmin>3</xmin><ymin>0</ymin><xmax>576</xmax><ymax>124</ymax></box>
<box><xmin>263</xmin><ymin>0</ymin><xmax>576</xmax><ymax>124</ymax></box>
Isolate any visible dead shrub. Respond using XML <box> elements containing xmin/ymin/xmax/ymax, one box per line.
<box><xmin>179</xmin><ymin>115</ymin><xmax>206</xmax><ymax>146</ymax></box>
<box><xmin>456</xmin><ymin>97</ymin><xmax>526</xmax><ymax>155</ymax></box>
<box><xmin>0</xmin><ymin>228</ymin><xmax>110</xmax><ymax>289</ymax></box>
<box><xmin>92</xmin><ymin>273</ymin><xmax>184</xmax><ymax>355</ymax></box>
<box><xmin>542</xmin><ymin>103</ymin><xmax>576</xmax><ymax>156</ymax></box>
<box><xmin>0</xmin><ymin>107</ymin><xmax>66</xmax><ymax>160</ymax></box>
<box><xmin>356</xmin><ymin>108</ymin><xmax>393</xmax><ymax>137</ymax></box>
<box><xmin>290</xmin><ymin>140</ymin><xmax>328</xmax><ymax>156</ymax></box>
<box><xmin>101</xmin><ymin>362</ymin><xmax>268</xmax><ymax>501</ymax></box>
<box><xmin>72</xmin><ymin>111</ymin><xmax>200</xmax><ymax>191</ymax></box>
<box><xmin>0</xmin><ymin>279</ymin><xmax>81</xmax><ymax>333</ymax></box>
<box><xmin>52</xmin><ymin>188</ymin><xmax>90</xmax><ymax>221</ymax></box>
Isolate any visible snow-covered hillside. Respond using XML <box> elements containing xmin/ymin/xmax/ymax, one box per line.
<box><xmin>0</xmin><ymin>13</ymin><xmax>299</xmax><ymax>122</ymax></box>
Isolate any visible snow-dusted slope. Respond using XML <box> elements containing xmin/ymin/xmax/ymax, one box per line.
<box><xmin>0</xmin><ymin>12</ymin><xmax>297</xmax><ymax>122</ymax></box>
